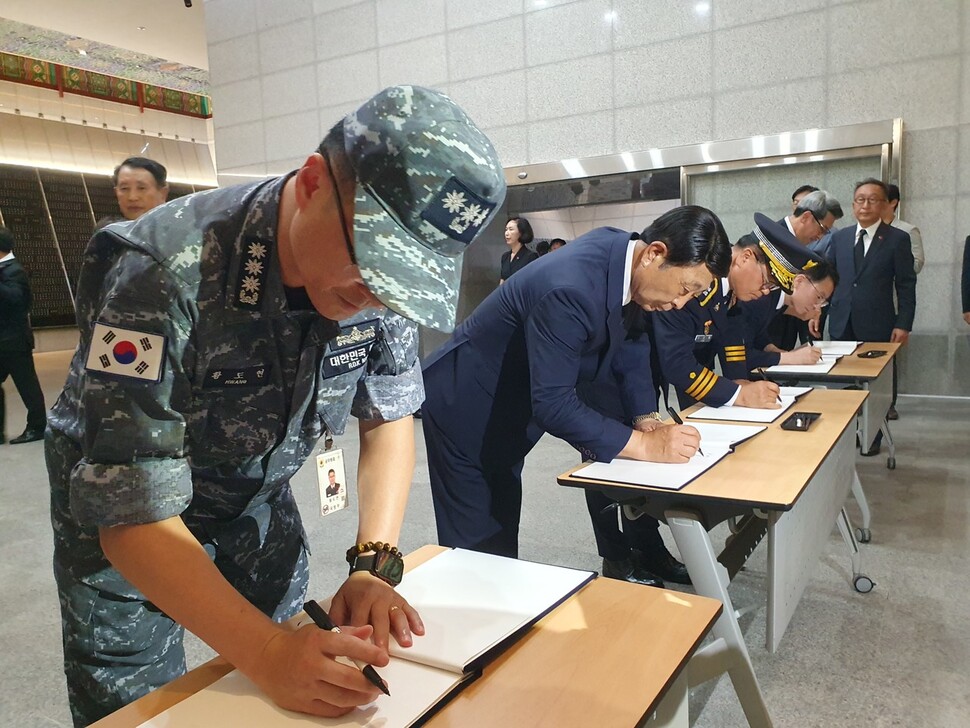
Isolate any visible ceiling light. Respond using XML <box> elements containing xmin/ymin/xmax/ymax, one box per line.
<box><xmin>695</xmin><ymin>2</ymin><xmax>711</xmax><ymax>15</ymax></box>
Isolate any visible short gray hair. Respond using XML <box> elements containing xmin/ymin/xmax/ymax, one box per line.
<box><xmin>794</xmin><ymin>189</ymin><xmax>843</xmax><ymax>221</ymax></box>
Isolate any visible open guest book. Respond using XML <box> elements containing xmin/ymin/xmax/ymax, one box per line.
<box><xmin>137</xmin><ymin>549</ymin><xmax>594</xmax><ymax>728</ymax></box>
<box><xmin>571</xmin><ymin>422</ymin><xmax>766</xmax><ymax>491</ymax></box>
<box><xmin>686</xmin><ymin>386</ymin><xmax>813</xmax><ymax>424</ymax></box>
<box><xmin>816</xmin><ymin>340</ymin><xmax>860</xmax><ymax>356</ymax></box>
<box><xmin>765</xmin><ymin>358</ymin><xmax>837</xmax><ymax>375</ymax></box>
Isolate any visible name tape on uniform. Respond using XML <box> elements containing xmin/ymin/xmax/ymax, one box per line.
<box><xmin>322</xmin><ymin>320</ymin><xmax>379</xmax><ymax>379</ymax></box>
<box><xmin>85</xmin><ymin>323</ymin><xmax>166</xmax><ymax>383</ymax></box>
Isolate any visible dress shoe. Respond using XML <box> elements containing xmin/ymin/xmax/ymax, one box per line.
<box><xmin>886</xmin><ymin>405</ymin><xmax>899</xmax><ymax>421</ymax></box>
<box><xmin>601</xmin><ymin>557</ymin><xmax>664</xmax><ymax>588</ymax></box>
<box><xmin>10</xmin><ymin>428</ymin><xmax>44</xmax><ymax>444</ymax></box>
<box><xmin>860</xmin><ymin>442</ymin><xmax>881</xmax><ymax>457</ymax></box>
<box><xmin>633</xmin><ymin>548</ymin><xmax>692</xmax><ymax>585</ymax></box>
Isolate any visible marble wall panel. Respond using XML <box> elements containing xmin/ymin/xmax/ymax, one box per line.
<box><xmin>612</xmin><ymin>0</ymin><xmax>712</xmax><ymax>48</ymax></box>
<box><xmin>614</xmin><ymin>96</ymin><xmax>713</xmax><ymax>153</ymax></box>
<box><xmin>713</xmin><ymin>78</ymin><xmax>827</xmax><ymax>141</ymax></box>
<box><xmin>375</xmin><ymin>0</ymin><xmax>445</xmax><ymax>46</ymax></box>
<box><xmin>205</xmin><ymin>0</ymin><xmax>257</xmax><ymax>44</ymax></box>
<box><xmin>827</xmin><ymin>0</ymin><xmax>960</xmax><ymax>74</ymax></box>
<box><xmin>827</xmin><ymin>57</ymin><xmax>959</xmax><ymax>131</ymax></box>
<box><xmin>524</xmin><ymin>0</ymin><xmax>613</xmax><ymax>66</ymax></box>
<box><xmin>447</xmin><ymin>71</ymin><xmax>528</xmax><ymax>131</ymax></box>
<box><xmin>445</xmin><ymin>0</ymin><xmax>523</xmax><ymax>30</ymax></box>
<box><xmin>614</xmin><ymin>34</ymin><xmax>711</xmax><ymax>108</ymax></box>
<box><xmin>528</xmin><ymin>55</ymin><xmax>612</xmax><ymax>121</ymax></box>
<box><xmin>528</xmin><ymin>110</ymin><xmax>614</xmax><ymax>162</ymax></box>
<box><xmin>264</xmin><ymin>110</ymin><xmax>319</xmax><ymax>164</ymax></box>
<box><xmin>448</xmin><ymin>17</ymin><xmax>525</xmax><ymax>82</ymax></box>
<box><xmin>901</xmin><ymin>128</ymin><xmax>958</xmax><ymax>200</ymax></box>
<box><xmin>256</xmin><ymin>0</ymin><xmax>314</xmax><ymax>31</ymax></box>
<box><xmin>713</xmin><ymin>0</ymin><xmax>827</xmax><ymax>30</ymax></box>
<box><xmin>207</xmin><ymin>35</ymin><xmax>260</xmax><ymax>85</ymax></box>
<box><xmin>378</xmin><ymin>35</ymin><xmax>448</xmax><ymax>89</ymax></box>
<box><xmin>712</xmin><ymin>12</ymin><xmax>825</xmax><ymax>92</ymax></box>
<box><xmin>316</xmin><ymin>51</ymin><xmax>380</xmax><ymax>106</ymax></box>
<box><xmin>315</xmin><ymin>2</ymin><xmax>378</xmax><ymax>60</ymax></box>
<box><xmin>261</xmin><ymin>64</ymin><xmax>319</xmax><ymax>118</ymax></box>
<box><xmin>258</xmin><ymin>20</ymin><xmax>317</xmax><ymax>74</ymax></box>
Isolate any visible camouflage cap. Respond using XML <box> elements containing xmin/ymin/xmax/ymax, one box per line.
<box><xmin>752</xmin><ymin>212</ymin><xmax>824</xmax><ymax>294</ymax></box>
<box><xmin>341</xmin><ymin>86</ymin><xmax>507</xmax><ymax>332</ymax></box>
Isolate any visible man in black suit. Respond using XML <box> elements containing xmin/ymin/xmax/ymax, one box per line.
<box><xmin>825</xmin><ymin>178</ymin><xmax>916</xmax><ymax>453</ymax></box>
<box><xmin>0</xmin><ymin>227</ymin><xmax>46</xmax><ymax>444</ymax></box>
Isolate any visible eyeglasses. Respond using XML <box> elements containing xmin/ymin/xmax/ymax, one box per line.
<box><xmin>853</xmin><ymin>197</ymin><xmax>887</xmax><ymax>206</ymax></box>
<box><xmin>812</xmin><ymin>215</ymin><xmax>831</xmax><ymax>238</ymax></box>
<box><xmin>807</xmin><ymin>278</ymin><xmax>830</xmax><ymax>309</ymax></box>
<box><xmin>758</xmin><ymin>260</ymin><xmax>780</xmax><ymax>293</ymax></box>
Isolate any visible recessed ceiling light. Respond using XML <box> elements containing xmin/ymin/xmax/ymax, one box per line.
<box><xmin>137</xmin><ymin>26</ymin><xmax>146</xmax><ymax>31</ymax></box>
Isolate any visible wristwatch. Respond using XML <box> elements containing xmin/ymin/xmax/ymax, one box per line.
<box><xmin>631</xmin><ymin>412</ymin><xmax>663</xmax><ymax>425</ymax></box>
<box><xmin>348</xmin><ymin>549</ymin><xmax>405</xmax><ymax>587</ymax></box>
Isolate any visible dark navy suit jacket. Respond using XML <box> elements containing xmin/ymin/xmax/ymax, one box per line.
<box><xmin>825</xmin><ymin>222</ymin><xmax>916</xmax><ymax>341</ymax></box>
<box><xmin>422</xmin><ymin>227</ymin><xmax>651</xmax><ymax>463</ymax></box>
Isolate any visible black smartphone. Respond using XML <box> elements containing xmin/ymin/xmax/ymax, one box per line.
<box><xmin>858</xmin><ymin>350</ymin><xmax>887</xmax><ymax>359</ymax></box>
<box><xmin>781</xmin><ymin>411</ymin><xmax>821</xmax><ymax>431</ymax></box>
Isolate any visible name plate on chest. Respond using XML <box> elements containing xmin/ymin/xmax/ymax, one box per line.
<box><xmin>203</xmin><ymin>365</ymin><xmax>272</xmax><ymax>388</ymax></box>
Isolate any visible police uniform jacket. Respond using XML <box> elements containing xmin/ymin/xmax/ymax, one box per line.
<box><xmin>48</xmin><ymin>175</ymin><xmax>423</xmax><ymax>589</ymax></box>
<box><xmin>651</xmin><ymin>277</ymin><xmax>755</xmax><ymax>407</ymax></box>
<box><xmin>423</xmin><ymin>227</ymin><xmax>652</xmax><ymax>463</ymax></box>
<box><xmin>740</xmin><ymin>289</ymin><xmax>795</xmax><ymax>368</ymax></box>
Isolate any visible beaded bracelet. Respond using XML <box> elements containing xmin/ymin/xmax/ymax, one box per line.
<box><xmin>346</xmin><ymin>541</ymin><xmax>400</xmax><ymax>564</ymax></box>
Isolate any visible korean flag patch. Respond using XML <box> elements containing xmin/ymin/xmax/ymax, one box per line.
<box><xmin>85</xmin><ymin>322</ymin><xmax>166</xmax><ymax>383</ymax></box>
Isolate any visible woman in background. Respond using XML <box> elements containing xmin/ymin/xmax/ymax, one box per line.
<box><xmin>499</xmin><ymin>217</ymin><xmax>538</xmax><ymax>284</ymax></box>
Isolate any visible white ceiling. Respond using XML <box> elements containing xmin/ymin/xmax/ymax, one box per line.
<box><xmin>0</xmin><ymin>0</ymin><xmax>208</xmax><ymax>69</ymax></box>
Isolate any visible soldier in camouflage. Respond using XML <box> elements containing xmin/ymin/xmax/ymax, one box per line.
<box><xmin>46</xmin><ymin>86</ymin><xmax>506</xmax><ymax>726</ymax></box>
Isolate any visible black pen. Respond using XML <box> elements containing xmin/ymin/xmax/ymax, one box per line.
<box><xmin>303</xmin><ymin>600</ymin><xmax>390</xmax><ymax>696</ymax></box>
<box><xmin>755</xmin><ymin>368</ymin><xmax>784</xmax><ymax>405</ymax></box>
<box><xmin>666</xmin><ymin>407</ymin><xmax>704</xmax><ymax>457</ymax></box>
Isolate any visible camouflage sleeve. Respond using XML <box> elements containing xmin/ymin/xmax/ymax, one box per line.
<box><xmin>69</xmin><ymin>251</ymin><xmax>195</xmax><ymax>528</ymax></box>
<box><xmin>352</xmin><ymin>311</ymin><xmax>424</xmax><ymax>421</ymax></box>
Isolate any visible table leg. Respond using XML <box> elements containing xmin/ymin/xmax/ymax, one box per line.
<box><xmin>835</xmin><ymin>507</ymin><xmax>875</xmax><ymax>594</ymax></box>
<box><xmin>850</xmin><ymin>468</ymin><xmax>872</xmax><ymax>542</ymax></box>
<box><xmin>881</xmin><ymin>418</ymin><xmax>896</xmax><ymax>470</ymax></box>
<box><xmin>642</xmin><ymin>670</ymin><xmax>688</xmax><ymax>727</ymax></box>
<box><xmin>667</xmin><ymin>510</ymin><xmax>773</xmax><ymax>728</ymax></box>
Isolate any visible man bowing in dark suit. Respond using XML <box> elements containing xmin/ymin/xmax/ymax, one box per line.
<box><xmin>825</xmin><ymin>178</ymin><xmax>916</xmax><ymax>452</ymax></box>
<box><xmin>0</xmin><ymin>226</ymin><xmax>47</xmax><ymax>444</ymax></box>
<box><xmin>421</xmin><ymin>206</ymin><xmax>731</xmax><ymax>558</ymax></box>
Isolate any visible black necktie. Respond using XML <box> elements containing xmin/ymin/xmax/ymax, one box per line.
<box><xmin>854</xmin><ymin>229</ymin><xmax>867</xmax><ymax>270</ymax></box>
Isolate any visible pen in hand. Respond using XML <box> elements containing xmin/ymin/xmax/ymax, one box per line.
<box><xmin>755</xmin><ymin>369</ymin><xmax>783</xmax><ymax>405</ymax></box>
<box><xmin>666</xmin><ymin>407</ymin><xmax>704</xmax><ymax>457</ymax></box>
<box><xmin>303</xmin><ymin>600</ymin><xmax>390</xmax><ymax>696</ymax></box>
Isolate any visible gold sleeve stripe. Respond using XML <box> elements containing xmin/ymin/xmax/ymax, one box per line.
<box><xmin>724</xmin><ymin>345</ymin><xmax>745</xmax><ymax>351</ymax></box>
<box><xmin>693</xmin><ymin>372</ymin><xmax>719</xmax><ymax>400</ymax></box>
<box><xmin>685</xmin><ymin>368</ymin><xmax>715</xmax><ymax>398</ymax></box>
<box><xmin>724</xmin><ymin>355</ymin><xmax>746</xmax><ymax>362</ymax></box>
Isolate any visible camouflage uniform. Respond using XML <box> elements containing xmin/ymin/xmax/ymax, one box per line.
<box><xmin>47</xmin><ymin>175</ymin><xmax>423</xmax><ymax>726</ymax></box>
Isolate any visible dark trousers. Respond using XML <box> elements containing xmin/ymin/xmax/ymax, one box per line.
<box><xmin>0</xmin><ymin>349</ymin><xmax>47</xmax><ymax>436</ymax></box>
<box><xmin>839</xmin><ymin>320</ymin><xmax>887</xmax><ymax>449</ymax></box>
<box><xmin>585</xmin><ymin>488</ymin><xmax>664</xmax><ymax>561</ymax></box>
<box><xmin>422</xmin><ymin>399</ymin><xmax>536</xmax><ymax>559</ymax></box>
